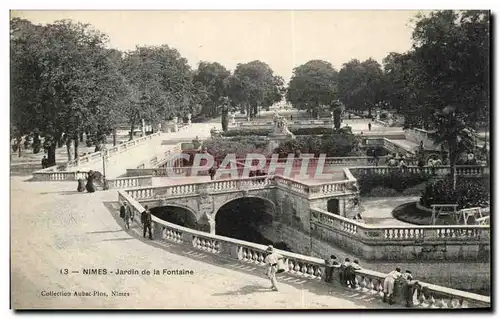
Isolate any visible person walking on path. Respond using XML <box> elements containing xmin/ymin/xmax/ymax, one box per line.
<box><xmin>264</xmin><ymin>245</ymin><xmax>283</xmax><ymax>291</ymax></box>
<box><xmin>368</xmin><ymin>122</ymin><xmax>372</xmax><ymax>131</ymax></box>
<box><xmin>122</xmin><ymin>202</ymin><xmax>132</xmax><ymax>230</ymax></box>
<box><xmin>142</xmin><ymin>205</ymin><xmax>153</xmax><ymax>239</ymax></box>
<box><xmin>41</xmin><ymin>156</ymin><xmax>48</xmax><ymax>169</ymax></box>
<box><xmin>86</xmin><ymin>170</ymin><xmax>96</xmax><ymax>193</ymax></box>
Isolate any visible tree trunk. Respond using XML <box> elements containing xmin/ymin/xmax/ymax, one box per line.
<box><xmin>47</xmin><ymin>143</ymin><xmax>56</xmax><ymax>167</ymax></box>
<box><xmin>129</xmin><ymin>122</ymin><xmax>135</xmax><ymax>141</ymax></box>
<box><xmin>74</xmin><ymin>134</ymin><xmax>79</xmax><ymax>160</ymax></box>
<box><xmin>79</xmin><ymin>132</ymin><xmax>84</xmax><ymax>143</ymax></box>
<box><xmin>113</xmin><ymin>128</ymin><xmax>117</xmax><ymax>146</ymax></box>
<box><xmin>17</xmin><ymin>138</ymin><xmax>22</xmax><ymax>158</ymax></box>
<box><xmin>66</xmin><ymin>139</ymin><xmax>74</xmax><ymax>161</ymax></box>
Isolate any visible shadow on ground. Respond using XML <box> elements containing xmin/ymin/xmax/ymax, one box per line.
<box><xmin>100</xmin><ymin>200</ymin><xmax>401</xmax><ymax>309</ymax></box>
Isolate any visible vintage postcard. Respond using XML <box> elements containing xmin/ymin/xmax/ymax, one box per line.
<box><xmin>10</xmin><ymin>9</ymin><xmax>491</xmax><ymax>310</ymax></box>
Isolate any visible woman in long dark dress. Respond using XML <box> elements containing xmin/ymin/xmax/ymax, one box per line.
<box><xmin>86</xmin><ymin>170</ymin><xmax>96</xmax><ymax>193</ymax></box>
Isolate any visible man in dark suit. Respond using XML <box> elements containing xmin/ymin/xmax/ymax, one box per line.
<box><xmin>141</xmin><ymin>205</ymin><xmax>153</xmax><ymax>239</ymax></box>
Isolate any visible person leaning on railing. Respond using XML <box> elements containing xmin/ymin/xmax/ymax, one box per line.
<box><xmin>324</xmin><ymin>255</ymin><xmax>340</xmax><ymax>283</ymax></box>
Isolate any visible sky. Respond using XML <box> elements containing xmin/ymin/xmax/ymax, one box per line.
<box><xmin>11</xmin><ymin>10</ymin><xmax>422</xmax><ymax>81</ymax></box>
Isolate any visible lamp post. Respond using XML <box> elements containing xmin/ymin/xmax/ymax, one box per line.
<box><xmin>101</xmin><ymin>145</ymin><xmax>109</xmax><ymax>190</ymax></box>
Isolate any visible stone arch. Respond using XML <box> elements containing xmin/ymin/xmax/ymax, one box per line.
<box><xmin>214</xmin><ymin>195</ymin><xmax>276</xmax><ymax>219</ymax></box>
<box><xmin>150</xmin><ymin>203</ymin><xmax>200</xmax><ymax>231</ymax></box>
<box><xmin>157</xmin><ymin>203</ymin><xmax>199</xmax><ymax>221</ymax></box>
<box><xmin>214</xmin><ymin>195</ymin><xmax>277</xmax><ymax>239</ymax></box>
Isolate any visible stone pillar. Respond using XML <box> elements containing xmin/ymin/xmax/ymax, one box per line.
<box><xmin>153</xmin><ymin>222</ymin><xmax>163</xmax><ymax>240</ymax></box>
<box><xmin>330</xmin><ymin>111</ymin><xmax>334</xmax><ymax>122</ymax></box>
<box><xmin>187</xmin><ymin>113</ymin><xmax>192</xmax><ymax>125</ymax></box>
<box><xmin>141</xmin><ymin>119</ymin><xmax>146</xmax><ymax>137</ymax></box>
<box><xmin>231</xmin><ymin>113</ymin><xmax>236</xmax><ymax>125</ymax></box>
<box><xmin>162</xmin><ymin>120</ymin><xmax>171</xmax><ymax>133</ymax></box>
<box><xmin>172</xmin><ymin>117</ymin><xmax>179</xmax><ymax>132</ymax></box>
<box><xmin>376</xmin><ymin>110</ymin><xmax>381</xmax><ymax>121</ymax></box>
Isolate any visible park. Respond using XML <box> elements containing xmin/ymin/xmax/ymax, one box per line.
<box><xmin>10</xmin><ymin>10</ymin><xmax>490</xmax><ymax>310</ymax></box>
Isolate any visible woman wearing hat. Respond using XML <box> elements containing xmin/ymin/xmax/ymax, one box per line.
<box><xmin>264</xmin><ymin>245</ymin><xmax>283</xmax><ymax>291</ymax></box>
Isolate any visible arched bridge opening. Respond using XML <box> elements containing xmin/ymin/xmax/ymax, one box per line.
<box><xmin>150</xmin><ymin>205</ymin><xmax>198</xmax><ymax>230</ymax></box>
<box><xmin>215</xmin><ymin>197</ymin><xmax>292</xmax><ymax>252</ymax></box>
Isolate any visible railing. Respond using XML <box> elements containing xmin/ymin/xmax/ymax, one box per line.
<box><xmin>32</xmin><ymin>132</ymin><xmax>162</xmax><ymax>181</ymax></box>
<box><xmin>310</xmin><ymin>208</ymin><xmax>490</xmax><ymax>242</ymax></box>
<box><xmin>31</xmin><ymin>170</ymin><xmax>89</xmax><ymax>181</ymax></box>
<box><xmin>349</xmin><ymin>165</ymin><xmax>487</xmax><ymax>178</ymax></box>
<box><xmin>117</xmin><ymin>190</ymin><xmax>490</xmax><ymax>308</ymax></box>
<box><xmin>123</xmin><ymin>174</ymin><xmax>355</xmax><ymax>201</ymax></box>
<box><xmin>135</xmin><ymin>142</ymin><xmax>183</xmax><ymax>169</ymax></box>
<box><xmin>107</xmin><ymin>175</ymin><xmax>153</xmax><ymax>189</ymax></box>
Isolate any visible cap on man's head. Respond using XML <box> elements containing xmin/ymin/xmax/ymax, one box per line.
<box><xmin>354</xmin><ymin>260</ymin><xmax>359</xmax><ymax>264</ymax></box>
<box><xmin>330</xmin><ymin>255</ymin><xmax>337</xmax><ymax>259</ymax></box>
<box><xmin>145</xmin><ymin>205</ymin><xmax>149</xmax><ymax>209</ymax></box>
<box><xmin>266</xmin><ymin>245</ymin><xmax>274</xmax><ymax>252</ymax></box>
<box><xmin>406</xmin><ymin>270</ymin><xmax>412</xmax><ymax>274</ymax></box>
<box><xmin>345</xmin><ymin>258</ymin><xmax>350</xmax><ymax>262</ymax></box>
<box><xmin>396</xmin><ymin>267</ymin><xmax>401</xmax><ymax>272</ymax></box>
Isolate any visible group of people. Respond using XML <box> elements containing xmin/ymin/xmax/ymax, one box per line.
<box><xmin>322</xmin><ymin>255</ymin><xmax>419</xmax><ymax>307</ymax></box>
<box><xmin>77</xmin><ymin>170</ymin><xmax>102</xmax><ymax>193</ymax></box>
<box><xmin>324</xmin><ymin>255</ymin><xmax>362</xmax><ymax>288</ymax></box>
<box><xmin>119</xmin><ymin>202</ymin><xmax>153</xmax><ymax>240</ymax></box>
<box><xmin>382</xmin><ymin>267</ymin><xmax>420</xmax><ymax>307</ymax></box>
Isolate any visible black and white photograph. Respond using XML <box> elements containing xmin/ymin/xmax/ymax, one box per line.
<box><xmin>8</xmin><ymin>8</ymin><xmax>491</xmax><ymax>310</ymax></box>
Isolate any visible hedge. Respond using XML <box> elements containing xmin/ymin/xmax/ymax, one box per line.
<box><xmin>355</xmin><ymin>170</ymin><xmax>431</xmax><ymax>195</ymax></box>
<box><xmin>222</xmin><ymin>127</ymin><xmax>336</xmax><ymax>137</ymax></box>
<box><xmin>419</xmin><ymin>178</ymin><xmax>490</xmax><ymax>210</ymax></box>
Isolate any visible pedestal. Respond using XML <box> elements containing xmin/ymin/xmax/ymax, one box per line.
<box><xmin>187</xmin><ymin>113</ymin><xmax>192</xmax><ymax>125</ymax></box>
<box><xmin>172</xmin><ymin>117</ymin><xmax>179</xmax><ymax>132</ymax></box>
<box><xmin>268</xmin><ymin>134</ymin><xmax>292</xmax><ymax>153</ymax></box>
<box><xmin>141</xmin><ymin>119</ymin><xmax>146</xmax><ymax>137</ymax></box>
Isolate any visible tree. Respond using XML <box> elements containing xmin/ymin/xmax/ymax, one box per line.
<box><xmin>409</xmin><ymin>10</ymin><xmax>489</xmax><ymax>130</ymax></box>
<box><xmin>287</xmin><ymin>60</ymin><xmax>338</xmax><ymax>118</ymax></box>
<box><xmin>220</xmin><ymin>97</ymin><xmax>231</xmax><ymax>132</ymax></box>
<box><xmin>225</xmin><ymin>61</ymin><xmax>283</xmax><ymax>119</ymax></box>
<box><xmin>193</xmin><ymin>62</ymin><xmax>230</xmax><ymax>117</ymax></box>
<box><xmin>429</xmin><ymin>106</ymin><xmax>476</xmax><ymax>190</ymax></box>
<box><xmin>337</xmin><ymin>58</ymin><xmax>384</xmax><ymax>117</ymax></box>
<box><xmin>120</xmin><ymin>45</ymin><xmax>194</xmax><ymax>139</ymax></box>
<box><xmin>10</xmin><ymin>18</ymin><xmax>123</xmax><ymax>166</ymax></box>
<box><xmin>397</xmin><ymin>10</ymin><xmax>490</xmax><ymax>189</ymax></box>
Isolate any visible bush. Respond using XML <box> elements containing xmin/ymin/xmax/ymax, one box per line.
<box><xmin>355</xmin><ymin>169</ymin><xmax>431</xmax><ymax>195</ymax></box>
<box><xmin>203</xmin><ymin>136</ymin><xmax>269</xmax><ymax>161</ymax></box>
<box><xmin>367</xmin><ymin>186</ymin><xmax>399</xmax><ymax>197</ymax></box>
<box><xmin>222</xmin><ymin>129</ymin><xmax>271</xmax><ymax>137</ymax></box>
<box><xmin>419</xmin><ymin>178</ymin><xmax>490</xmax><ymax>210</ymax></box>
<box><xmin>222</xmin><ymin>127</ymin><xmax>337</xmax><ymax>137</ymax></box>
<box><xmin>274</xmin><ymin>130</ymin><xmax>359</xmax><ymax>157</ymax></box>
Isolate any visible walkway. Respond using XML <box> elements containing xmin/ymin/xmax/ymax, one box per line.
<box><xmin>72</xmin><ymin>123</ymin><xmax>222</xmax><ymax>179</ymax></box>
<box><xmin>10</xmin><ymin>176</ymin><xmax>387</xmax><ymax>309</ymax></box>
<box><xmin>359</xmin><ymin>197</ymin><xmax>419</xmax><ymax>227</ymax></box>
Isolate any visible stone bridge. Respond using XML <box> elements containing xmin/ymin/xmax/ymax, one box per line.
<box><xmin>124</xmin><ymin>175</ymin><xmax>359</xmax><ymax>234</ymax></box>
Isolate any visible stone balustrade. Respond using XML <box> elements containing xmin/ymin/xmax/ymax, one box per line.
<box><xmin>107</xmin><ymin>175</ymin><xmax>153</xmax><ymax>189</ymax></box>
<box><xmin>123</xmin><ymin>175</ymin><xmax>355</xmax><ymax>201</ymax></box>
<box><xmin>310</xmin><ymin>208</ymin><xmax>490</xmax><ymax>243</ymax></box>
<box><xmin>117</xmin><ymin>190</ymin><xmax>491</xmax><ymax>308</ymax></box>
<box><xmin>349</xmin><ymin>165</ymin><xmax>487</xmax><ymax>178</ymax></box>
<box><xmin>32</xmin><ymin>132</ymin><xmax>162</xmax><ymax>181</ymax></box>
<box><xmin>31</xmin><ymin>170</ymin><xmax>89</xmax><ymax>181</ymax></box>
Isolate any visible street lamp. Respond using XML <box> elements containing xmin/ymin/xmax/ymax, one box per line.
<box><xmin>101</xmin><ymin>145</ymin><xmax>109</xmax><ymax>190</ymax></box>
